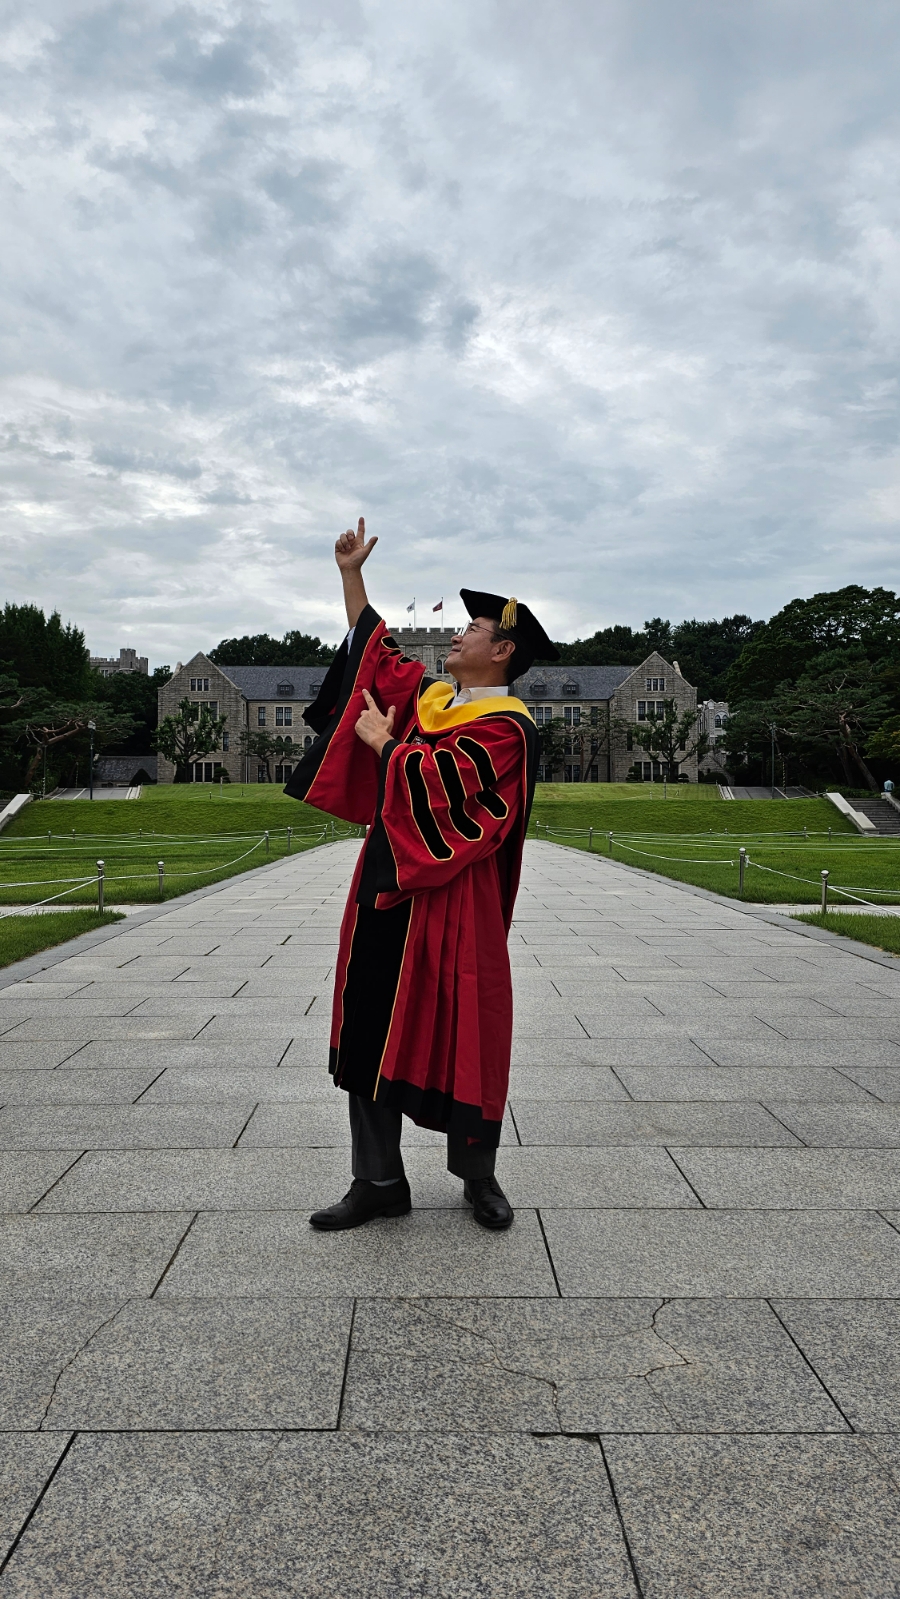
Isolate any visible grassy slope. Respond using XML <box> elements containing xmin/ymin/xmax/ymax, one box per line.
<box><xmin>0</xmin><ymin>910</ymin><xmax>125</xmax><ymax>967</ymax></box>
<box><xmin>527</xmin><ymin>787</ymin><xmax>900</xmax><ymax>904</ymax></box>
<box><xmin>793</xmin><ymin>912</ymin><xmax>900</xmax><ymax>957</ymax></box>
<box><xmin>0</xmin><ymin>785</ymin><xmax>350</xmax><ymax>905</ymax></box>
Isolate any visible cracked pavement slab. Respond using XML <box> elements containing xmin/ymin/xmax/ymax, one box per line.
<box><xmin>341</xmin><ymin>1296</ymin><xmax>846</xmax><ymax>1434</ymax></box>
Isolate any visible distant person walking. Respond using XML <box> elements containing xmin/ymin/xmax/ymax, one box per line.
<box><xmin>285</xmin><ymin>518</ymin><xmax>558</xmax><ymax>1233</ymax></box>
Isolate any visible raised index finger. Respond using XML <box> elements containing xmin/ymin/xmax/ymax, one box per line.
<box><xmin>357</xmin><ymin>516</ymin><xmax>365</xmax><ymax>542</ymax></box>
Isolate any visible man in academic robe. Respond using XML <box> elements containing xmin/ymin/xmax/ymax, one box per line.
<box><xmin>284</xmin><ymin>518</ymin><xmax>559</xmax><ymax>1231</ymax></box>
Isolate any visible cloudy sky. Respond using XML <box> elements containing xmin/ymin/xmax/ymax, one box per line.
<box><xmin>2</xmin><ymin>0</ymin><xmax>899</xmax><ymax>665</ymax></box>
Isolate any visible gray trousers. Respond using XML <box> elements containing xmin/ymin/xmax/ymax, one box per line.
<box><xmin>349</xmin><ymin>1094</ymin><xmax>497</xmax><ymax>1182</ymax></box>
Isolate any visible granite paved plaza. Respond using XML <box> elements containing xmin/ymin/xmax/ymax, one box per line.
<box><xmin>1</xmin><ymin>838</ymin><xmax>900</xmax><ymax>1595</ymax></box>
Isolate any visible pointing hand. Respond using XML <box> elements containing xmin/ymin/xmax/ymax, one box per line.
<box><xmin>354</xmin><ymin>688</ymin><xmax>396</xmax><ymax>755</ymax></box>
<box><xmin>335</xmin><ymin>516</ymin><xmax>378</xmax><ymax>571</ymax></box>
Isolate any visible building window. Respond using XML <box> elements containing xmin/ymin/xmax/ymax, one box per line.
<box><xmin>646</xmin><ymin>677</ymin><xmax>665</xmax><ymax>692</ymax></box>
<box><xmin>590</xmin><ymin>706</ymin><xmax>600</xmax><ymax>726</ymax></box>
<box><xmin>436</xmin><ymin>658</ymin><xmax>444</xmax><ymax>674</ymax></box>
<box><xmin>626</xmin><ymin>729</ymin><xmax>633</xmax><ymax>749</ymax></box>
<box><xmin>222</xmin><ymin>731</ymin><xmax>229</xmax><ymax>752</ymax></box>
<box><xmin>528</xmin><ymin>706</ymin><xmax>553</xmax><ymax>726</ymax></box>
<box><xmin>277</xmin><ymin>682</ymin><xmax>294</xmax><ymax>695</ymax></box>
<box><xmin>275</xmin><ymin>706</ymin><xmax>293</xmax><ymax>727</ymax></box>
<box><xmin>304</xmin><ymin>735</ymin><xmax>313</xmax><ymax>750</ymax></box>
<box><xmin>565</xmin><ymin>764</ymin><xmax>581</xmax><ymax>782</ymax></box>
<box><xmin>588</xmin><ymin>765</ymin><xmax>599</xmax><ymax>781</ymax></box>
<box><xmin>190</xmin><ymin>677</ymin><xmax>210</xmax><ymax>692</ymax></box>
<box><xmin>274</xmin><ymin>764</ymin><xmax>293</xmax><ymax>782</ymax></box>
<box><xmin>637</xmin><ymin>700</ymin><xmax>666</xmax><ymax>721</ymax></box>
<box><xmin>715</xmin><ymin>714</ymin><xmax>725</xmax><ymax>729</ymax></box>
<box><xmin>564</xmin><ymin>706</ymin><xmax>581</xmax><ymax>727</ymax></box>
<box><xmin>257</xmin><ymin>706</ymin><xmax>266</xmax><ymax>726</ymax></box>
<box><xmin>257</xmin><ymin>767</ymin><xmax>267</xmax><ymax>782</ymax></box>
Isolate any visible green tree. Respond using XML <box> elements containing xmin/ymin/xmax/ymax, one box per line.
<box><xmin>774</xmin><ymin>649</ymin><xmax>890</xmax><ymax>790</ymax></box>
<box><xmin>210</xmin><ymin>630</ymin><xmax>336</xmax><ymax>667</ymax></box>
<box><xmin>238</xmin><ymin>726</ymin><xmax>278</xmax><ymax>781</ymax></box>
<box><xmin>550</xmin><ymin>625</ymin><xmax>650</xmax><ymax>668</ymax></box>
<box><xmin>6</xmin><ymin>703</ymin><xmax>137</xmax><ymax>792</ymax></box>
<box><xmin>153</xmin><ymin>699</ymin><xmax>225</xmax><ymax>783</ymax></box>
<box><xmin>628</xmin><ymin>701</ymin><xmax>708</xmax><ymax>781</ymax></box>
<box><xmin>93</xmin><ymin>666</ymin><xmax>171</xmax><ymax>754</ymax></box>
<box><xmin>535</xmin><ymin>716</ymin><xmax>568</xmax><ymax>779</ymax></box>
<box><xmin>0</xmin><ymin>604</ymin><xmax>91</xmax><ymax>696</ymax></box>
<box><xmin>868</xmin><ymin>716</ymin><xmax>900</xmax><ymax>766</ymax></box>
<box><xmin>669</xmin><ymin>615</ymin><xmax>763</xmax><ymax>701</ymax></box>
<box><xmin>727</xmin><ymin>586</ymin><xmax>900</xmax><ymax>703</ymax></box>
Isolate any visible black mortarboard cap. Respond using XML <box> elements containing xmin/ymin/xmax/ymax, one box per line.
<box><xmin>459</xmin><ymin>589</ymin><xmax>560</xmax><ymax>680</ymax></box>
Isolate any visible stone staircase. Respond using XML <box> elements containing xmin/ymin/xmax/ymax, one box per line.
<box><xmin>851</xmin><ymin>797</ymin><xmax>900</xmax><ymax>835</ymax></box>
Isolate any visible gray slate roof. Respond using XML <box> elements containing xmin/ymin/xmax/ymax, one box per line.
<box><xmin>218</xmin><ymin>666</ymin><xmax>327</xmax><ymax>700</ymax></box>
<box><xmin>94</xmin><ymin>755</ymin><xmax>158</xmax><ymax>781</ymax></box>
<box><xmin>512</xmin><ymin>665</ymin><xmax>635</xmax><ymax>700</ymax></box>
<box><xmin>219</xmin><ymin>661</ymin><xmax>642</xmax><ymax>702</ymax></box>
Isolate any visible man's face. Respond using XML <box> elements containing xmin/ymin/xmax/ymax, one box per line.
<box><xmin>446</xmin><ymin>617</ymin><xmax>515</xmax><ymax>684</ymax></box>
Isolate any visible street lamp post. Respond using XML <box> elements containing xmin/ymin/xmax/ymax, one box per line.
<box><xmin>769</xmin><ymin>723</ymin><xmax>776</xmax><ymax>798</ymax></box>
<box><xmin>88</xmin><ymin>721</ymin><xmax>96</xmax><ymax>801</ymax></box>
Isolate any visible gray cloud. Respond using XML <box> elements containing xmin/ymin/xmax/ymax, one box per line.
<box><xmin>1</xmin><ymin>0</ymin><xmax>899</xmax><ymax>663</ymax></box>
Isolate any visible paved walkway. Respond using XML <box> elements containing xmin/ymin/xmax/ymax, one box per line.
<box><xmin>1</xmin><ymin>839</ymin><xmax>899</xmax><ymax>1596</ymax></box>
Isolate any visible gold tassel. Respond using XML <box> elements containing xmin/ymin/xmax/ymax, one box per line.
<box><xmin>500</xmin><ymin>597</ymin><xmax>518</xmax><ymax>632</ymax></box>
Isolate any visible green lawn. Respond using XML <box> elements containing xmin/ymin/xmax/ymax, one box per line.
<box><xmin>0</xmin><ymin>909</ymin><xmax>125</xmax><ymax>967</ymax></box>
<box><xmin>0</xmin><ymin>784</ymin><xmax>352</xmax><ymax>905</ymax></box>
<box><xmin>528</xmin><ymin>787</ymin><xmax>900</xmax><ymax>905</ymax></box>
<box><xmin>793</xmin><ymin>912</ymin><xmax>900</xmax><ymax>957</ymax></box>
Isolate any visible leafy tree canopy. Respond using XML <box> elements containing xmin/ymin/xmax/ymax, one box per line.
<box><xmin>0</xmin><ymin>603</ymin><xmax>91</xmax><ymax>696</ymax></box>
<box><xmin>92</xmin><ymin>666</ymin><xmax>171</xmax><ymax>754</ymax></box>
<box><xmin>210</xmin><ymin>630</ymin><xmax>337</xmax><ymax>667</ymax></box>
<box><xmin>726</xmin><ymin>586</ymin><xmax>900</xmax><ymax>703</ymax></box>
<box><xmin>545</xmin><ymin>614</ymin><xmax>761</xmax><ymax>700</ymax></box>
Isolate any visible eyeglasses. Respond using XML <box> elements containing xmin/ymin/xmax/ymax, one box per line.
<box><xmin>459</xmin><ymin>622</ymin><xmax>502</xmax><ymax>641</ymax></box>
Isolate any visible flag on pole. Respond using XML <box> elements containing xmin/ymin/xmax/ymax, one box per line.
<box><xmin>406</xmin><ymin>600</ymin><xmax>415</xmax><ymax>613</ymax></box>
<box><xmin>433</xmin><ymin>599</ymin><xmax>443</xmax><ymax>613</ymax></box>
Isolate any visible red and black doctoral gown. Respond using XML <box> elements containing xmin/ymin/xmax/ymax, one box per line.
<box><xmin>284</xmin><ymin>605</ymin><xmax>539</xmax><ymax>1149</ymax></box>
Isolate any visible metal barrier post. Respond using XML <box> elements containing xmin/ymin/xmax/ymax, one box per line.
<box><xmin>821</xmin><ymin>869</ymin><xmax>829</xmax><ymax>916</ymax></box>
<box><xmin>265</xmin><ymin>830</ymin><xmax>270</xmax><ymax>857</ymax></box>
<box><xmin>47</xmin><ymin>831</ymin><xmax>51</xmax><ymax>845</ymax></box>
<box><xmin>804</xmin><ymin>826</ymin><xmax>808</xmax><ymax>839</ymax></box>
<box><xmin>588</xmin><ymin>827</ymin><xmax>593</xmax><ymax>851</ymax></box>
<box><xmin>608</xmin><ymin>831</ymin><xmax>613</xmax><ymax>856</ymax></box>
<box><xmin>739</xmin><ymin>847</ymin><xmax>746</xmax><ymax>896</ymax></box>
<box><xmin>96</xmin><ymin>860</ymin><xmax>104</xmax><ymax>914</ymax></box>
<box><xmin>158</xmin><ymin>860</ymin><xmax>164</xmax><ymax>899</ymax></box>
<box><xmin>828</xmin><ymin>826</ymin><xmax>832</xmax><ymax>840</ymax></box>
<box><xmin>287</xmin><ymin>827</ymin><xmax>292</xmax><ymax>852</ymax></box>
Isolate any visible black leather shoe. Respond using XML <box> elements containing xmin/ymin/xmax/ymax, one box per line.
<box><xmin>463</xmin><ymin>1176</ymin><xmax>514</xmax><ymax>1230</ymax></box>
<box><xmin>309</xmin><ymin>1177</ymin><xmax>411</xmax><ymax>1231</ymax></box>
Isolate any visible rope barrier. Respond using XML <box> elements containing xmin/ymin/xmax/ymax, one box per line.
<box><xmin>0</xmin><ymin>821</ymin><xmax>363</xmax><ymax>907</ymax></box>
<box><xmin>0</xmin><ymin>877</ymin><xmax>96</xmax><ymax>920</ymax></box>
<box><xmin>532</xmin><ymin>822</ymin><xmax>900</xmax><ymax>906</ymax></box>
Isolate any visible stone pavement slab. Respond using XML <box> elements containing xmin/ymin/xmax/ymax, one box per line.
<box><xmin>604</xmin><ymin>1434</ymin><xmax>900</xmax><ymax>1598</ymax></box>
<box><xmin>5</xmin><ymin>1296</ymin><xmax>353</xmax><ymax>1431</ymax></box>
<box><xmin>0</xmin><ymin>1432</ymin><xmax>635</xmax><ymax>1598</ymax></box>
<box><xmin>3</xmin><ymin>837</ymin><xmax>900</xmax><ymax>1595</ymax></box>
<box><xmin>773</xmin><ymin>1298</ymin><xmax>900</xmax><ymax>1431</ymax></box>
